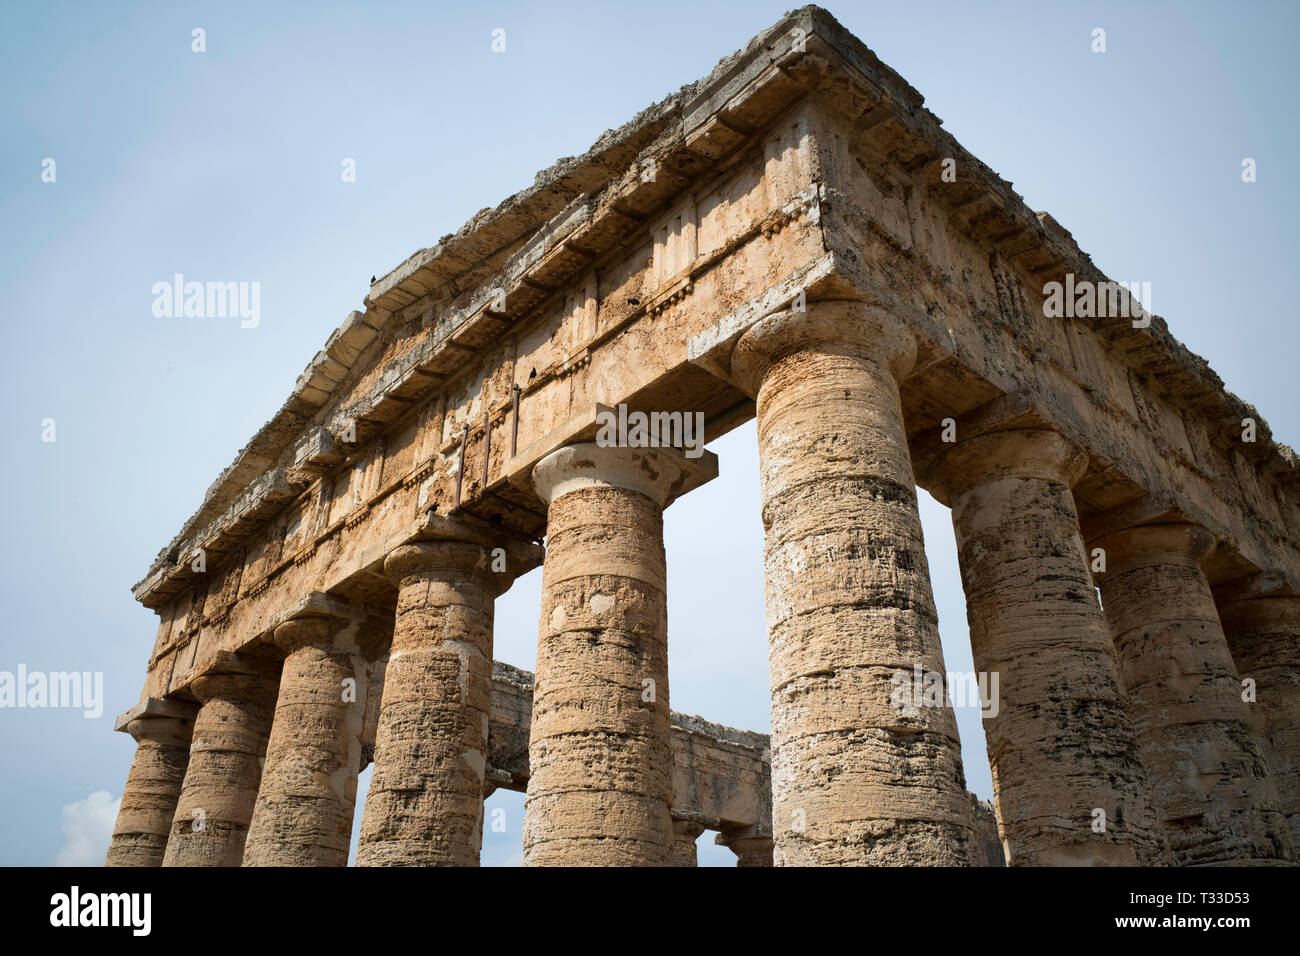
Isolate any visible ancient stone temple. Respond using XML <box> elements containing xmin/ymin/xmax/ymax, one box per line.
<box><xmin>108</xmin><ymin>6</ymin><xmax>1298</xmax><ymax>867</ymax></box>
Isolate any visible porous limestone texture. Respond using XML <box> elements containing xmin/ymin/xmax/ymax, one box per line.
<box><xmin>928</xmin><ymin>428</ymin><xmax>1167</xmax><ymax>866</ymax></box>
<box><xmin>162</xmin><ymin>667</ymin><xmax>279</xmax><ymax>867</ymax></box>
<box><xmin>355</xmin><ymin>541</ymin><xmax>501</xmax><ymax>866</ymax></box>
<box><xmin>1092</xmin><ymin>523</ymin><xmax>1294</xmax><ymax>864</ymax></box>
<box><xmin>731</xmin><ymin>303</ymin><xmax>976</xmax><ymax>866</ymax></box>
<box><xmin>114</xmin><ymin>6</ymin><xmax>1300</xmax><ymax>870</ymax></box>
<box><xmin>522</xmin><ymin>443</ymin><xmax>703</xmax><ymax>866</ymax></box>
<box><xmin>969</xmin><ymin>795</ymin><xmax>1005</xmax><ymax>867</ymax></box>
<box><xmin>1218</xmin><ymin>593</ymin><xmax>1300</xmax><ymax>853</ymax></box>
<box><xmin>104</xmin><ymin>712</ymin><xmax>195</xmax><ymax>867</ymax></box>
<box><xmin>670</xmin><ymin>815</ymin><xmax>708</xmax><ymax>867</ymax></box>
<box><xmin>243</xmin><ymin>615</ymin><xmax>373</xmax><ymax>866</ymax></box>
<box><xmin>716</xmin><ymin>826</ymin><xmax>775</xmax><ymax>866</ymax></box>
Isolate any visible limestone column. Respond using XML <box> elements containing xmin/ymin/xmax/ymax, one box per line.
<box><xmin>162</xmin><ymin>658</ymin><xmax>279</xmax><ymax>866</ymax></box>
<box><xmin>357</xmin><ymin>524</ymin><xmax>537</xmax><ymax>866</ymax></box>
<box><xmin>1217</xmin><ymin>583</ymin><xmax>1300</xmax><ymax>853</ymax></box>
<box><xmin>243</xmin><ymin>611</ymin><xmax>375</xmax><ymax>866</ymax></box>
<box><xmin>105</xmin><ymin>700</ymin><xmax>198</xmax><ymax>867</ymax></box>
<box><xmin>729</xmin><ymin>302</ymin><xmax>976</xmax><ymax>866</ymax></box>
<box><xmin>716</xmin><ymin>826</ymin><xmax>774</xmax><ymax>866</ymax></box>
<box><xmin>670</xmin><ymin>815</ymin><xmax>708</xmax><ymax>867</ymax></box>
<box><xmin>1090</xmin><ymin>523</ymin><xmax>1293</xmax><ymax>864</ymax></box>
<box><xmin>523</xmin><ymin>443</ymin><xmax>715</xmax><ymax>866</ymax></box>
<box><xmin>969</xmin><ymin>794</ymin><xmax>1006</xmax><ymax>867</ymax></box>
<box><xmin>925</xmin><ymin>428</ymin><xmax>1167</xmax><ymax>866</ymax></box>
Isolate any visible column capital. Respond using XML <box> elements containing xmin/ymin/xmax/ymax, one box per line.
<box><xmin>106</xmin><ymin>700</ymin><xmax>197</xmax><ymax>867</ymax></box>
<box><xmin>384</xmin><ymin>513</ymin><xmax>544</xmax><ymax>594</ymax></box>
<box><xmin>923</xmin><ymin>427</ymin><xmax>1088</xmax><ymax>503</ymax></box>
<box><xmin>244</xmin><ymin>612</ymin><xmax>372</xmax><ymax>867</ymax></box>
<box><xmin>715</xmin><ymin>825</ymin><xmax>774</xmax><ymax>866</ymax></box>
<box><xmin>729</xmin><ymin>301</ymin><xmax>916</xmax><ymax>395</ymax></box>
<box><xmin>1088</xmin><ymin>522</ymin><xmax>1216</xmax><ymax>570</ymax></box>
<box><xmin>523</xmin><ymin>442</ymin><xmax>679</xmax><ymax>866</ymax></box>
<box><xmin>1217</xmin><ymin>590</ymin><xmax>1300</xmax><ymax>633</ymax></box>
<box><xmin>266</xmin><ymin>591</ymin><xmax>390</xmax><ymax>658</ymax></box>
<box><xmin>936</xmin><ymin>424</ymin><xmax>1168</xmax><ymax>864</ymax></box>
<box><xmin>671</xmin><ymin>810</ymin><xmax>712</xmax><ymax>837</ymax></box>
<box><xmin>383</xmin><ymin>540</ymin><xmax>507</xmax><ymax>597</ymax></box>
<box><xmin>1094</xmin><ymin>524</ymin><xmax>1292</xmax><ymax>863</ymax></box>
<box><xmin>271</xmin><ymin>614</ymin><xmax>349</xmax><ymax>655</ymax></box>
<box><xmin>113</xmin><ymin>696</ymin><xmax>198</xmax><ymax>734</ymax></box>
<box><xmin>122</xmin><ymin>715</ymin><xmax>195</xmax><ymax>748</ymax></box>
<box><xmin>164</xmin><ymin>658</ymin><xmax>277</xmax><ymax>867</ymax></box>
<box><xmin>669</xmin><ymin>813</ymin><xmax>710</xmax><ymax>867</ymax></box>
<box><xmin>531</xmin><ymin>441</ymin><xmax>717</xmax><ymax>510</ymax></box>
<box><xmin>188</xmin><ymin>653</ymin><xmax>280</xmax><ymax>703</ymax></box>
<box><xmin>1214</xmin><ymin>570</ymin><xmax>1300</xmax><ymax>609</ymax></box>
<box><xmin>360</xmin><ymin>524</ymin><xmax>510</xmax><ymax>865</ymax></box>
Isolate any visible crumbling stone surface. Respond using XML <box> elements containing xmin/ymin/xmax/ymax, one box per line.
<box><xmin>1093</xmin><ymin>524</ymin><xmax>1294</xmax><ymax>864</ymax></box>
<box><xmin>162</xmin><ymin>667</ymin><xmax>279</xmax><ymax>867</ymax></box>
<box><xmin>671</xmin><ymin>815</ymin><xmax>709</xmax><ymax>867</ymax></box>
<box><xmin>110</xmin><ymin>5</ymin><xmax>1299</xmax><ymax>868</ymax></box>
<box><xmin>969</xmin><ymin>795</ymin><xmax>1004</xmax><ymax>867</ymax></box>
<box><xmin>732</xmin><ymin>304</ymin><xmax>976</xmax><ymax>865</ymax></box>
<box><xmin>104</xmin><ymin>711</ymin><xmax>195</xmax><ymax>867</ymax></box>
<box><xmin>716</xmin><ymin>826</ymin><xmax>774</xmax><ymax>867</ymax></box>
<box><xmin>243</xmin><ymin>616</ymin><xmax>373</xmax><ymax>867</ymax></box>
<box><xmin>355</xmin><ymin>542</ymin><xmax>501</xmax><ymax>866</ymax></box>
<box><xmin>1218</xmin><ymin>594</ymin><xmax>1300</xmax><ymax>851</ymax></box>
<box><xmin>928</xmin><ymin>429</ymin><xmax>1168</xmax><ymax>866</ymax></box>
<box><xmin>522</xmin><ymin>445</ymin><xmax>691</xmax><ymax>866</ymax></box>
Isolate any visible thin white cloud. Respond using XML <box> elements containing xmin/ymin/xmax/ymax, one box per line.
<box><xmin>55</xmin><ymin>791</ymin><xmax>118</xmax><ymax>866</ymax></box>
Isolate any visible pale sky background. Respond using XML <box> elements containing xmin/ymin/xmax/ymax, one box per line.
<box><xmin>1</xmin><ymin>0</ymin><xmax>1295</xmax><ymax>867</ymax></box>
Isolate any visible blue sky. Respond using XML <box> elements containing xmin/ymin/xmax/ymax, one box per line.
<box><xmin>1</xmin><ymin>0</ymin><xmax>1295</xmax><ymax>866</ymax></box>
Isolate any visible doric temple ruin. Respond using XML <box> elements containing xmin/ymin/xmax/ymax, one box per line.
<box><xmin>108</xmin><ymin>7</ymin><xmax>1298</xmax><ymax>867</ymax></box>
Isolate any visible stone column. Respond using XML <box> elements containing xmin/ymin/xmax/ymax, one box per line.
<box><xmin>105</xmin><ymin>699</ymin><xmax>197</xmax><ymax>867</ymax></box>
<box><xmin>522</xmin><ymin>443</ymin><xmax>715</xmax><ymax>866</ymax></box>
<box><xmin>716</xmin><ymin>826</ymin><xmax>774</xmax><ymax>866</ymax></box>
<box><xmin>243</xmin><ymin>609</ymin><xmax>376</xmax><ymax>867</ymax></box>
<box><xmin>969</xmin><ymin>794</ymin><xmax>1005</xmax><ymax>867</ymax></box>
<box><xmin>729</xmin><ymin>303</ymin><xmax>975</xmax><ymax>866</ymax></box>
<box><xmin>162</xmin><ymin>657</ymin><xmax>279</xmax><ymax>866</ymax></box>
<box><xmin>1089</xmin><ymin>523</ymin><xmax>1293</xmax><ymax>864</ymax></box>
<box><xmin>670</xmin><ymin>815</ymin><xmax>709</xmax><ymax>867</ymax></box>
<box><xmin>925</xmin><ymin>427</ymin><xmax>1166</xmax><ymax>866</ymax></box>
<box><xmin>357</xmin><ymin>523</ymin><xmax>538</xmax><ymax>866</ymax></box>
<box><xmin>1217</xmin><ymin>580</ymin><xmax>1300</xmax><ymax>853</ymax></box>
